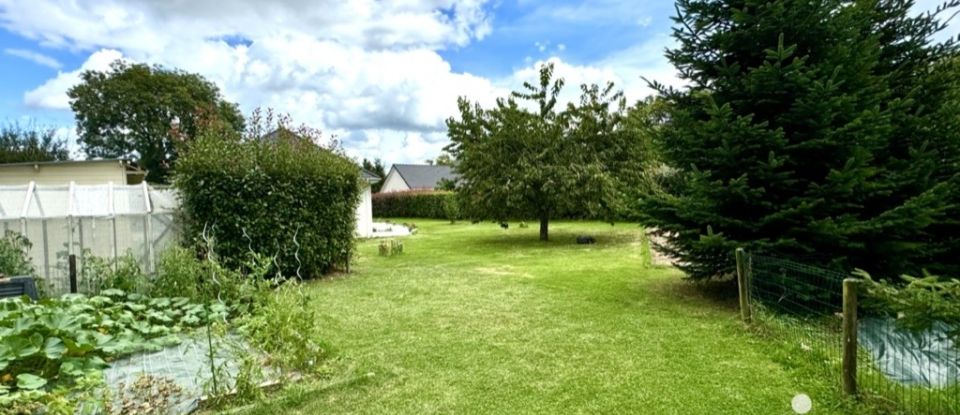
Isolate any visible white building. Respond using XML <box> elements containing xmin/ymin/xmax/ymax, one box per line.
<box><xmin>356</xmin><ymin>169</ymin><xmax>380</xmax><ymax>237</ymax></box>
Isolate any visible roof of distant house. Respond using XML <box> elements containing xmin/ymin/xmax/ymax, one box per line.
<box><xmin>361</xmin><ymin>169</ymin><xmax>380</xmax><ymax>182</ymax></box>
<box><xmin>391</xmin><ymin>164</ymin><xmax>458</xmax><ymax>189</ymax></box>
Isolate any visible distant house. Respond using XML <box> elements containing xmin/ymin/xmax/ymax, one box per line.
<box><xmin>0</xmin><ymin>159</ymin><xmax>145</xmax><ymax>186</ymax></box>
<box><xmin>380</xmin><ymin>164</ymin><xmax>458</xmax><ymax>193</ymax></box>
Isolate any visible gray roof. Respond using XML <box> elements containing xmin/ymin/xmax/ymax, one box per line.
<box><xmin>361</xmin><ymin>169</ymin><xmax>381</xmax><ymax>182</ymax></box>
<box><xmin>391</xmin><ymin>164</ymin><xmax>458</xmax><ymax>189</ymax></box>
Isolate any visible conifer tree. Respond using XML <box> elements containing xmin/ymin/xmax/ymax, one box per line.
<box><xmin>640</xmin><ymin>0</ymin><xmax>960</xmax><ymax>279</ymax></box>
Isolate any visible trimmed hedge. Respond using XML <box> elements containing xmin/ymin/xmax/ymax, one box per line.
<box><xmin>373</xmin><ymin>190</ymin><xmax>459</xmax><ymax>220</ymax></box>
<box><xmin>174</xmin><ymin>133</ymin><xmax>360</xmax><ymax>278</ymax></box>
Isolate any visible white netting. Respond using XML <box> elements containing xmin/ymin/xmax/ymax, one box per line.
<box><xmin>0</xmin><ymin>183</ymin><xmax>179</xmax><ymax>295</ymax></box>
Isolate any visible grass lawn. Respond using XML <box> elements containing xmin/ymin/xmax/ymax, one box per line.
<box><xmin>228</xmin><ymin>220</ymin><xmax>855</xmax><ymax>414</ymax></box>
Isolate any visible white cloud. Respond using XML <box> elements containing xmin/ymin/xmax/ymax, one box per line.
<box><xmin>0</xmin><ymin>0</ymin><xmax>502</xmax><ymax>163</ymax></box>
<box><xmin>23</xmin><ymin>49</ymin><xmax>122</xmax><ymax>109</ymax></box>
<box><xmin>0</xmin><ymin>0</ymin><xmax>681</xmax><ymax>164</ymax></box>
<box><xmin>4</xmin><ymin>48</ymin><xmax>61</xmax><ymax>69</ymax></box>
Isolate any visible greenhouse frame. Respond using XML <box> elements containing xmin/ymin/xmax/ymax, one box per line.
<box><xmin>0</xmin><ymin>181</ymin><xmax>178</xmax><ymax>295</ymax></box>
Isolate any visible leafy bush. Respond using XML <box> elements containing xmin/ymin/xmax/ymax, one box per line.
<box><xmin>373</xmin><ymin>190</ymin><xmax>459</xmax><ymax>220</ymax></box>
<box><xmin>175</xmin><ymin>127</ymin><xmax>361</xmax><ymax>278</ymax></box>
<box><xmin>151</xmin><ymin>245</ymin><xmax>273</xmax><ymax>314</ymax></box>
<box><xmin>81</xmin><ymin>251</ymin><xmax>148</xmax><ymax>294</ymax></box>
<box><xmin>239</xmin><ymin>283</ymin><xmax>328</xmax><ymax>374</ymax></box>
<box><xmin>856</xmin><ymin>270</ymin><xmax>960</xmax><ymax>342</ymax></box>
<box><xmin>0</xmin><ymin>231</ymin><xmax>33</xmax><ymax>277</ymax></box>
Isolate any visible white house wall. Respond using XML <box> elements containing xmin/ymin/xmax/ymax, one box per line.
<box><xmin>355</xmin><ymin>184</ymin><xmax>373</xmax><ymax>237</ymax></box>
<box><xmin>380</xmin><ymin>169</ymin><xmax>410</xmax><ymax>193</ymax></box>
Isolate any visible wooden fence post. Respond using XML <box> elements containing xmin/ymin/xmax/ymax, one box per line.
<box><xmin>68</xmin><ymin>254</ymin><xmax>78</xmax><ymax>294</ymax></box>
<box><xmin>735</xmin><ymin>248</ymin><xmax>752</xmax><ymax>323</ymax></box>
<box><xmin>842</xmin><ymin>278</ymin><xmax>858</xmax><ymax>397</ymax></box>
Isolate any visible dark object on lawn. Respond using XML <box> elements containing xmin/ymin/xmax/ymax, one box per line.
<box><xmin>500</xmin><ymin>222</ymin><xmax>509</xmax><ymax>229</ymax></box>
<box><xmin>576</xmin><ymin>236</ymin><xmax>596</xmax><ymax>245</ymax></box>
<box><xmin>0</xmin><ymin>275</ymin><xmax>39</xmax><ymax>300</ymax></box>
<box><xmin>518</xmin><ymin>221</ymin><xmax>528</xmax><ymax>228</ymax></box>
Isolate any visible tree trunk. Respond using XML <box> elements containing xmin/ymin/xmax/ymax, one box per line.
<box><xmin>539</xmin><ymin>212</ymin><xmax>549</xmax><ymax>241</ymax></box>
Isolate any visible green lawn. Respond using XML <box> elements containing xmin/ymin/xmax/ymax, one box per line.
<box><xmin>229</xmin><ymin>220</ymin><xmax>853</xmax><ymax>414</ymax></box>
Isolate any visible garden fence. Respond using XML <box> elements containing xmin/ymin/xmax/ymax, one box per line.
<box><xmin>737</xmin><ymin>250</ymin><xmax>959</xmax><ymax>414</ymax></box>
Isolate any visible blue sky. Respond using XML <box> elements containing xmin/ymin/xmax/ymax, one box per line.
<box><xmin>0</xmin><ymin>0</ymin><xmax>953</xmax><ymax>164</ymax></box>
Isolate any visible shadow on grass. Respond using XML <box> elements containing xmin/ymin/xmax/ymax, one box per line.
<box><xmin>648</xmin><ymin>274</ymin><xmax>741</xmax><ymax>312</ymax></box>
<box><xmin>466</xmin><ymin>228</ymin><xmax>642</xmax><ymax>250</ymax></box>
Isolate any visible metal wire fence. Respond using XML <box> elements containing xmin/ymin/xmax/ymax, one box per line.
<box><xmin>745</xmin><ymin>253</ymin><xmax>959</xmax><ymax>414</ymax></box>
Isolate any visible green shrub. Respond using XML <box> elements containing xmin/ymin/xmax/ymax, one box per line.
<box><xmin>373</xmin><ymin>190</ymin><xmax>459</xmax><ymax>220</ymax></box>
<box><xmin>80</xmin><ymin>251</ymin><xmax>147</xmax><ymax>294</ymax></box>
<box><xmin>151</xmin><ymin>245</ymin><xmax>272</xmax><ymax>313</ymax></box>
<box><xmin>239</xmin><ymin>283</ymin><xmax>328</xmax><ymax>374</ymax></box>
<box><xmin>152</xmin><ymin>246</ymin><xmax>203</xmax><ymax>301</ymax></box>
<box><xmin>0</xmin><ymin>231</ymin><xmax>33</xmax><ymax>277</ymax></box>
<box><xmin>175</xmin><ymin>130</ymin><xmax>361</xmax><ymax>278</ymax></box>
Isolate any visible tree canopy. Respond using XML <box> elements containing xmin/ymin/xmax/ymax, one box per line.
<box><xmin>0</xmin><ymin>125</ymin><xmax>69</xmax><ymax>164</ymax></box>
<box><xmin>362</xmin><ymin>158</ymin><xmax>387</xmax><ymax>192</ymax></box>
<box><xmin>639</xmin><ymin>0</ymin><xmax>960</xmax><ymax>279</ymax></box>
<box><xmin>68</xmin><ymin>61</ymin><xmax>244</xmax><ymax>183</ymax></box>
<box><xmin>446</xmin><ymin>63</ymin><xmax>645</xmax><ymax>241</ymax></box>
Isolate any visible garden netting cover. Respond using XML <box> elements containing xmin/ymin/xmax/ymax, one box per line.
<box><xmin>0</xmin><ymin>183</ymin><xmax>179</xmax><ymax>295</ymax></box>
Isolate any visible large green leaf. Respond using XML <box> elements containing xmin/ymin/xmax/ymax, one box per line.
<box><xmin>43</xmin><ymin>337</ymin><xmax>66</xmax><ymax>360</ymax></box>
<box><xmin>6</xmin><ymin>333</ymin><xmax>42</xmax><ymax>358</ymax></box>
<box><xmin>42</xmin><ymin>311</ymin><xmax>78</xmax><ymax>333</ymax></box>
<box><xmin>15</xmin><ymin>373</ymin><xmax>47</xmax><ymax>390</ymax></box>
<box><xmin>101</xmin><ymin>289</ymin><xmax>125</xmax><ymax>298</ymax></box>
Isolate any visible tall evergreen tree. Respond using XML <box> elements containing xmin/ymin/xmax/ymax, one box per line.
<box><xmin>361</xmin><ymin>158</ymin><xmax>387</xmax><ymax>192</ymax></box>
<box><xmin>640</xmin><ymin>0</ymin><xmax>960</xmax><ymax>279</ymax></box>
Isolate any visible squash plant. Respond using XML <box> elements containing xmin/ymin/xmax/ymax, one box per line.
<box><xmin>0</xmin><ymin>289</ymin><xmax>227</xmax><ymax>402</ymax></box>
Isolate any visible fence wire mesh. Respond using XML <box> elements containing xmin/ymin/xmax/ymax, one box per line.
<box><xmin>747</xmin><ymin>253</ymin><xmax>959</xmax><ymax>415</ymax></box>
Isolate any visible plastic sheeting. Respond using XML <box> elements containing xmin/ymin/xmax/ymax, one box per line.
<box><xmin>859</xmin><ymin>317</ymin><xmax>959</xmax><ymax>388</ymax></box>
<box><xmin>100</xmin><ymin>334</ymin><xmax>255</xmax><ymax>414</ymax></box>
<box><xmin>0</xmin><ymin>183</ymin><xmax>179</xmax><ymax>295</ymax></box>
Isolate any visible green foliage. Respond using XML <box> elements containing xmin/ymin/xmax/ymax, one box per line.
<box><xmin>857</xmin><ymin>270</ymin><xmax>960</xmax><ymax>342</ymax></box>
<box><xmin>151</xmin><ymin>245</ymin><xmax>273</xmax><ymax>315</ymax></box>
<box><xmin>446</xmin><ymin>63</ymin><xmax>645</xmax><ymax>241</ymax></box>
<box><xmin>377</xmin><ymin>240</ymin><xmax>403</xmax><ymax>257</ymax></box>
<box><xmin>174</xmin><ymin>116</ymin><xmax>361</xmax><ymax>279</ymax></box>
<box><xmin>639</xmin><ymin>0</ymin><xmax>960</xmax><ymax>280</ymax></box>
<box><xmin>436</xmin><ymin>177</ymin><xmax>457</xmax><ymax>192</ymax></box>
<box><xmin>239</xmin><ymin>283</ymin><xmax>328</xmax><ymax>374</ymax></box>
<box><xmin>442</xmin><ymin>195</ymin><xmax>460</xmax><ymax>223</ymax></box>
<box><xmin>0</xmin><ymin>124</ymin><xmax>69</xmax><ymax>164</ymax></box>
<box><xmin>80</xmin><ymin>252</ymin><xmax>147</xmax><ymax>294</ymax></box>
<box><xmin>361</xmin><ymin>158</ymin><xmax>386</xmax><ymax>193</ymax></box>
<box><xmin>372</xmin><ymin>190</ymin><xmax>458</xmax><ymax>219</ymax></box>
<box><xmin>0</xmin><ymin>291</ymin><xmax>225</xmax><ymax>401</ymax></box>
<box><xmin>0</xmin><ymin>231</ymin><xmax>33</xmax><ymax>277</ymax></box>
<box><xmin>67</xmin><ymin>60</ymin><xmax>244</xmax><ymax>183</ymax></box>
<box><xmin>151</xmin><ymin>246</ymin><xmax>203</xmax><ymax>301</ymax></box>
<box><xmin>0</xmin><ymin>371</ymin><xmax>108</xmax><ymax>415</ymax></box>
